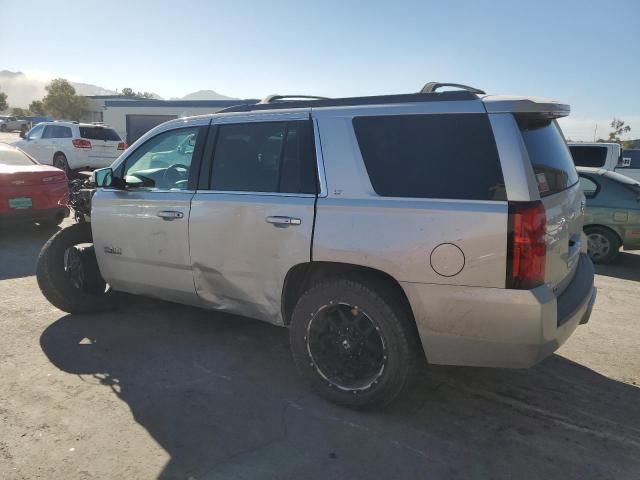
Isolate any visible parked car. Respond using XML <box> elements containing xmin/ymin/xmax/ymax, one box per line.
<box><xmin>577</xmin><ymin>166</ymin><xmax>640</xmax><ymax>263</ymax></box>
<box><xmin>568</xmin><ymin>142</ymin><xmax>640</xmax><ymax>182</ymax></box>
<box><xmin>0</xmin><ymin>116</ymin><xmax>29</xmax><ymax>134</ymax></box>
<box><xmin>14</xmin><ymin>121</ymin><xmax>126</xmax><ymax>175</ymax></box>
<box><xmin>0</xmin><ymin>143</ymin><xmax>68</xmax><ymax>226</ymax></box>
<box><xmin>36</xmin><ymin>83</ymin><xmax>596</xmax><ymax>408</ymax></box>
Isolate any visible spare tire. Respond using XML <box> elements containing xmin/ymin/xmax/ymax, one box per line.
<box><xmin>36</xmin><ymin>222</ymin><xmax>119</xmax><ymax>313</ymax></box>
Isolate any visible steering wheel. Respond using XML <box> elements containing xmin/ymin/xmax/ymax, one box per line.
<box><xmin>162</xmin><ymin>163</ymin><xmax>190</xmax><ymax>188</ymax></box>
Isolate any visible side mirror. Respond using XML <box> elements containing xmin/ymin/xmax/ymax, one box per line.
<box><xmin>93</xmin><ymin>168</ymin><xmax>114</xmax><ymax>188</ymax></box>
<box><xmin>19</xmin><ymin>131</ymin><xmax>26</xmax><ymax>139</ymax></box>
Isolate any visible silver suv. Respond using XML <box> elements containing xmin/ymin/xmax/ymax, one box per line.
<box><xmin>36</xmin><ymin>82</ymin><xmax>596</xmax><ymax>408</ymax></box>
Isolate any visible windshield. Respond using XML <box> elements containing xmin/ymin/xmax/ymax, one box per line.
<box><xmin>0</xmin><ymin>147</ymin><xmax>37</xmax><ymax>166</ymax></box>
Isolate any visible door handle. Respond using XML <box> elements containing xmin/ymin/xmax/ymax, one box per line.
<box><xmin>157</xmin><ymin>210</ymin><xmax>184</xmax><ymax>220</ymax></box>
<box><xmin>266</xmin><ymin>216</ymin><xmax>302</xmax><ymax>227</ymax></box>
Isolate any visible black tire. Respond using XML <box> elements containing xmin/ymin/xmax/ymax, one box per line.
<box><xmin>585</xmin><ymin>226</ymin><xmax>621</xmax><ymax>264</ymax></box>
<box><xmin>290</xmin><ymin>277</ymin><xmax>421</xmax><ymax>409</ymax></box>
<box><xmin>0</xmin><ymin>124</ymin><xmax>6</xmax><ymax>132</ymax></box>
<box><xmin>53</xmin><ymin>153</ymin><xmax>71</xmax><ymax>177</ymax></box>
<box><xmin>20</xmin><ymin>124</ymin><xmax>28</xmax><ymax>134</ymax></box>
<box><xmin>36</xmin><ymin>222</ymin><xmax>118</xmax><ymax>313</ymax></box>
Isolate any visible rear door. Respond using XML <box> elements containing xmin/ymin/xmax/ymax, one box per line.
<box><xmin>189</xmin><ymin>111</ymin><xmax>318</xmax><ymax>324</ymax></box>
<box><xmin>519</xmin><ymin>117</ymin><xmax>583</xmax><ymax>294</ymax></box>
<box><xmin>79</xmin><ymin>125</ymin><xmax>123</xmax><ymax>167</ymax></box>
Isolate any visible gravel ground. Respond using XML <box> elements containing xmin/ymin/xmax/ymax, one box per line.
<box><xmin>1</xmin><ymin>134</ymin><xmax>639</xmax><ymax>479</ymax></box>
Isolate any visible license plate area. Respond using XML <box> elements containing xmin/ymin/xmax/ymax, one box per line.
<box><xmin>9</xmin><ymin>197</ymin><xmax>33</xmax><ymax>209</ymax></box>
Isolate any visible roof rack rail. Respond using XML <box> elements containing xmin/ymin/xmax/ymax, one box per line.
<box><xmin>420</xmin><ymin>82</ymin><xmax>485</xmax><ymax>95</ymax></box>
<box><xmin>259</xmin><ymin>94</ymin><xmax>330</xmax><ymax>104</ymax></box>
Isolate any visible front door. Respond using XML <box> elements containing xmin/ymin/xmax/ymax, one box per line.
<box><xmin>92</xmin><ymin>120</ymin><xmax>208</xmax><ymax>305</ymax></box>
<box><xmin>189</xmin><ymin>112</ymin><xmax>319</xmax><ymax>323</ymax></box>
<box><xmin>20</xmin><ymin>124</ymin><xmax>46</xmax><ymax>161</ymax></box>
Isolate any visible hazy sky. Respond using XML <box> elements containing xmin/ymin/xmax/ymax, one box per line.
<box><xmin>1</xmin><ymin>0</ymin><xmax>638</xmax><ymax>140</ymax></box>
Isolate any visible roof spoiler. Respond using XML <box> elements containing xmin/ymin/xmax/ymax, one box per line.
<box><xmin>482</xmin><ymin>96</ymin><xmax>570</xmax><ymax>118</ymax></box>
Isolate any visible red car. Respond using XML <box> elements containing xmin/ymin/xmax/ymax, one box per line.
<box><xmin>0</xmin><ymin>143</ymin><xmax>69</xmax><ymax>226</ymax></box>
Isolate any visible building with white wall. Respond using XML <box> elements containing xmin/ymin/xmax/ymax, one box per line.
<box><xmin>82</xmin><ymin>96</ymin><xmax>257</xmax><ymax>144</ymax></box>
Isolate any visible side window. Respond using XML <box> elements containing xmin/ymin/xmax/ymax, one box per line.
<box><xmin>579</xmin><ymin>175</ymin><xmax>598</xmax><ymax>199</ymax></box>
<box><xmin>60</xmin><ymin>126</ymin><xmax>72</xmax><ymax>138</ymax></box>
<box><xmin>27</xmin><ymin>124</ymin><xmax>45</xmax><ymax>140</ymax></box>
<box><xmin>210</xmin><ymin>120</ymin><xmax>317</xmax><ymax>194</ymax></box>
<box><xmin>353</xmin><ymin>114</ymin><xmax>505</xmax><ymax>200</ymax></box>
<box><xmin>42</xmin><ymin>126</ymin><xmax>54</xmax><ymax>139</ymax></box>
<box><xmin>121</xmin><ymin>127</ymin><xmax>200</xmax><ymax>191</ymax></box>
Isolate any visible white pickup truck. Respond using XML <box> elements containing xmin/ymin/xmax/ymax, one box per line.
<box><xmin>0</xmin><ymin>116</ymin><xmax>29</xmax><ymax>133</ymax></box>
<box><xmin>568</xmin><ymin>143</ymin><xmax>640</xmax><ymax>182</ymax></box>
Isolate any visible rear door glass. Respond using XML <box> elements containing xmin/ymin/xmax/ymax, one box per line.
<box><xmin>518</xmin><ymin>118</ymin><xmax>578</xmax><ymax>196</ymax></box>
<box><xmin>569</xmin><ymin>145</ymin><xmax>608</xmax><ymax>168</ymax></box>
<box><xmin>80</xmin><ymin>126</ymin><xmax>121</xmax><ymax>141</ymax></box>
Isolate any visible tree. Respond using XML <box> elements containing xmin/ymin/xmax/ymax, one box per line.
<box><xmin>607</xmin><ymin>118</ymin><xmax>631</xmax><ymax>147</ymax></box>
<box><xmin>11</xmin><ymin>107</ymin><xmax>28</xmax><ymax>116</ymax></box>
<box><xmin>29</xmin><ymin>100</ymin><xmax>46</xmax><ymax>115</ymax></box>
<box><xmin>120</xmin><ymin>87</ymin><xmax>155</xmax><ymax>99</ymax></box>
<box><xmin>42</xmin><ymin>78</ymin><xmax>88</xmax><ymax>120</ymax></box>
<box><xmin>0</xmin><ymin>90</ymin><xmax>7</xmax><ymax>111</ymax></box>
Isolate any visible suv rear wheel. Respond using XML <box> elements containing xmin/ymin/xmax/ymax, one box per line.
<box><xmin>289</xmin><ymin>278</ymin><xmax>420</xmax><ymax>408</ymax></box>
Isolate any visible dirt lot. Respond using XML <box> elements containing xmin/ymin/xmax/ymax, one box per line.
<box><xmin>1</xmin><ymin>193</ymin><xmax>640</xmax><ymax>477</ymax></box>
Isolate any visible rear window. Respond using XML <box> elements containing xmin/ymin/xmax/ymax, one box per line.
<box><xmin>518</xmin><ymin>118</ymin><xmax>579</xmax><ymax>197</ymax></box>
<box><xmin>352</xmin><ymin>114</ymin><xmax>506</xmax><ymax>200</ymax></box>
<box><xmin>80</xmin><ymin>126</ymin><xmax>121</xmax><ymax>141</ymax></box>
<box><xmin>0</xmin><ymin>148</ymin><xmax>37</xmax><ymax>166</ymax></box>
<box><xmin>569</xmin><ymin>145</ymin><xmax>608</xmax><ymax>168</ymax></box>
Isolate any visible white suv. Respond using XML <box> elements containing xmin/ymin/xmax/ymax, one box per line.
<box><xmin>15</xmin><ymin>122</ymin><xmax>126</xmax><ymax>174</ymax></box>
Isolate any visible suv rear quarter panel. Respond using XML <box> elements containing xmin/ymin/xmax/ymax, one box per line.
<box><xmin>312</xmin><ymin>104</ymin><xmax>508</xmax><ymax>288</ymax></box>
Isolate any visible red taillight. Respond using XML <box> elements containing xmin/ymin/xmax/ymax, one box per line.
<box><xmin>72</xmin><ymin>139</ymin><xmax>92</xmax><ymax>149</ymax></box>
<box><xmin>117</xmin><ymin>142</ymin><xmax>127</xmax><ymax>150</ymax></box>
<box><xmin>507</xmin><ymin>201</ymin><xmax>546</xmax><ymax>289</ymax></box>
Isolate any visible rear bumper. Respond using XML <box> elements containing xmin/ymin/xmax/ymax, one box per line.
<box><xmin>401</xmin><ymin>254</ymin><xmax>596</xmax><ymax>368</ymax></box>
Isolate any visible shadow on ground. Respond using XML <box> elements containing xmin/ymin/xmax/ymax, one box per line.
<box><xmin>40</xmin><ymin>299</ymin><xmax>640</xmax><ymax>480</ymax></box>
<box><xmin>0</xmin><ymin>223</ymin><xmax>58</xmax><ymax>280</ymax></box>
<box><xmin>595</xmin><ymin>251</ymin><xmax>640</xmax><ymax>282</ymax></box>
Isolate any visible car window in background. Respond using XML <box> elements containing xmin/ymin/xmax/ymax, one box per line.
<box><xmin>80</xmin><ymin>126</ymin><xmax>121</xmax><ymax>141</ymax></box>
<box><xmin>518</xmin><ymin>118</ymin><xmax>578</xmax><ymax>196</ymax></box>
<box><xmin>0</xmin><ymin>148</ymin><xmax>37</xmax><ymax>166</ymax></box>
<box><xmin>353</xmin><ymin>114</ymin><xmax>506</xmax><ymax>200</ymax></box>
<box><xmin>569</xmin><ymin>146</ymin><xmax>608</xmax><ymax>168</ymax></box>
<box><xmin>579</xmin><ymin>175</ymin><xmax>598</xmax><ymax>198</ymax></box>
<box><xmin>27</xmin><ymin>124</ymin><xmax>45</xmax><ymax>140</ymax></box>
<box><xmin>43</xmin><ymin>126</ymin><xmax>71</xmax><ymax>139</ymax></box>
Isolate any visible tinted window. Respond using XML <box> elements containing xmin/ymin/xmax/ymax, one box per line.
<box><xmin>579</xmin><ymin>175</ymin><xmax>598</xmax><ymax>198</ymax></box>
<box><xmin>518</xmin><ymin>118</ymin><xmax>578</xmax><ymax>197</ymax></box>
<box><xmin>569</xmin><ymin>146</ymin><xmax>608</xmax><ymax>168</ymax></box>
<box><xmin>352</xmin><ymin>114</ymin><xmax>505</xmax><ymax>200</ymax></box>
<box><xmin>0</xmin><ymin>147</ymin><xmax>37</xmax><ymax>166</ymax></box>
<box><xmin>210</xmin><ymin>120</ymin><xmax>317</xmax><ymax>194</ymax></box>
<box><xmin>42</xmin><ymin>125</ymin><xmax>73</xmax><ymax>139</ymax></box>
<box><xmin>27</xmin><ymin>124</ymin><xmax>45</xmax><ymax>140</ymax></box>
<box><xmin>80</xmin><ymin>126</ymin><xmax>121</xmax><ymax>141</ymax></box>
<box><xmin>122</xmin><ymin>127</ymin><xmax>200</xmax><ymax>190</ymax></box>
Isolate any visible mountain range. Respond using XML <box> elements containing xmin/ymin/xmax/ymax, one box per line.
<box><xmin>0</xmin><ymin>70</ymin><xmax>236</xmax><ymax>108</ymax></box>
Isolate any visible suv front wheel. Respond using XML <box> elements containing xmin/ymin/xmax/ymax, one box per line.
<box><xmin>289</xmin><ymin>278</ymin><xmax>421</xmax><ymax>408</ymax></box>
